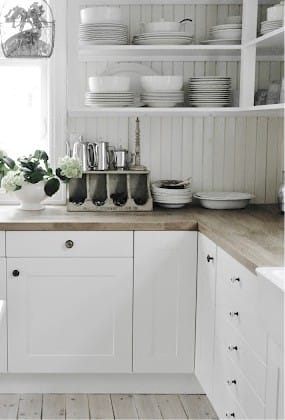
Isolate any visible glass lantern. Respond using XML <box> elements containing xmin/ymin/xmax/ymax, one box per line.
<box><xmin>0</xmin><ymin>0</ymin><xmax>55</xmax><ymax>58</ymax></box>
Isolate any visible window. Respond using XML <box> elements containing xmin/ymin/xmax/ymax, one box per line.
<box><xmin>0</xmin><ymin>61</ymin><xmax>48</xmax><ymax>157</ymax></box>
<box><xmin>0</xmin><ymin>0</ymin><xmax>66</xmax><ymax>203</ymax></box>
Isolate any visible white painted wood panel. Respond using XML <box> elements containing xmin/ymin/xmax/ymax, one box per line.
<box><xmin>7</xmin><ymin>258</ymin><xmax>133</xmax><ymax>373</ymax></box>
<box><xmin>195</xmin><ymin>233</ymin><xmax>216</xmax><ymax>398</ymax></box>
<box><xmin>133</xmin><ymin>231</ymin><xmax>197</xmax><ymax>373</ymax></box>
<box><xmin>6</xmin><ymin>231</ymin><xmax>133</xmax><ymax>258</ymax></box>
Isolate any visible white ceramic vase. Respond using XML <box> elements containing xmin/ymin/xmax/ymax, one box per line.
<box><xmin>14</xmin><ymin>181</ymin><xmax>47</xmax><ymax>211</ymax></box>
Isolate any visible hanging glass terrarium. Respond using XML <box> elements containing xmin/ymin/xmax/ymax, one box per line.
<box><xmin>0</xmin><ymin>0</ymin><xmax>55</xmax><ymax>58</ymax></box>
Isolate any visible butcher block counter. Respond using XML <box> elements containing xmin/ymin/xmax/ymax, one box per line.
<box><xmin>0</xmin><ymin>204</ymin><xmax>283</xmax><ymax>272</ymax></box>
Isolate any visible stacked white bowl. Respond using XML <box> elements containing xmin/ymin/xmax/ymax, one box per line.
<box><xmin>79</xmin><ymin>7</ymin><xmax>128</xmax><ymax>45</ymax></box>
<box><xmin>133</xmin><ymin>19</ymin><xmax>193</xmax><ymax>45</ymax></box>
<box><xmin>261</xmin><ymin>1</ymin><xmax>284</xmax><ymax>35</ymax></box>
<box><xmin>85</xmin><ymin>77</ymin><xmax>134</xmax><ymax>107</ymax></box>
<box><xmin>201</xmin><ymin>15</ymin><xmax>242</xmax><ymax>45</ymax></box>
<box><xmin>140</xmin><ymin>76</ymin><xmax>184</xmax><ymax>108</ymax></box>
<box><xmin>152</xmin><ymin>180</ymin><xmax>192</xmax><ymax>209</ymax></box>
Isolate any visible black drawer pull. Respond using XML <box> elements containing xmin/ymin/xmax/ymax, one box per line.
<box><xmin>207</xmin><ymin>254</ymin><xmax>214</xmax><ymax>263</ymax></box>
<box><xmin>12</xmin><ymin>270</ymin><xmax>20</xmax><ymax>277</ymax></box>
<box><xmin>65</xmin><ymin>240</ymin><xmax>74</xmax><ymax>249</ymax></box>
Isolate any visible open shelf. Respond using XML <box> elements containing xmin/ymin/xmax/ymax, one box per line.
<box><xmin>245</xmin><ymin>27</ymin><xmax>284</xmax><ymax>56</ymax></box>
<box><xmin>68</xmin><ymin>105</ymin><xmax>284</xmax><ymax>117</ymax></box>
<box><xmin>79</xmin><ymin>45</ymin><xmax>242</xmax><ymax>61</ymax></box>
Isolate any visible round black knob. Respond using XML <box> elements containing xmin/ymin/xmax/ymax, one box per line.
<box><xmin>12</xmin><ymin>270</ymin><xmax>20</xmax><ymax>277</ymax></box>
<box><xmin>207</xmin><ymin>255</ymin><xmax>214</xmax><ymax>263</ymax></box>
<box><xmin>65</xmin><ymin>240</ymin><xmax>74</xmax><ymax>249</ymax></box>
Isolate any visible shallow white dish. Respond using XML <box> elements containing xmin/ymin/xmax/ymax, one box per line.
<box><xmin>210</xmin><ymin>29</ymin><xmax>242</xmax><ymax>40</ymax></box>
<box><xmin>143</xmin><ymin>21</ymin><xmax>182</xmax><ymax>33</ymax></box>
<box><xmin>194</xmin><ymin>192</ymin><xmax>254</xmax><ymax>209</ymax></box>
<box><xmin>141</xmin><ymin>76</ymin><xmax>183</xmax><ymax>92</ymax></box>
<box><xmin>88</xmin><ymin>77</ymin><xmax>131</xmax><ymax>93</ymax></box>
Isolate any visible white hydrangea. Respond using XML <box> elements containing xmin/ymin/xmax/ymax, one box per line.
<box><xmin>1</xmin><ymin>171</ymin><xmax>25</xmax><ymax>192</ymax></box>
<box><xmin>58</xmin><ymin>156</ymin><xmax>82</xmax><ymax>179</ymax></box>
<box><xmin>0</xmin><ymin>149</ymin><xmax>7</xmax><ymax>159</ymax></box>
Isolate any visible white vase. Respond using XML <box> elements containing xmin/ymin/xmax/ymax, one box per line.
<box><xmin>14</xmin><ymin>181</ymin><xmax>47</xmax><ymax>211</ymax></box>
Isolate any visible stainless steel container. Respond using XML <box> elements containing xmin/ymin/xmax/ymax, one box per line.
<box><xmin>113</xmin><ymin>149</ymin><xmax>130</xmax><ymax>170</ymax></box>
<box><xmin>94</xmin><ymin>141</ymin><xmax>110</xmax><ymax>171</ymax></box>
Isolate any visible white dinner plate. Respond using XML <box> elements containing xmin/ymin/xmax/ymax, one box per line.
<box><xmin>200</xmin><ymin>39</ymin><xmax>241</xmax><ymax>45</ymax></box>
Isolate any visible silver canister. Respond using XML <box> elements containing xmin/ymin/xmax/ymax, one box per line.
<box><xmin>72</xmin><ymin>136</ymin><xmax>89</xmax><ymax>172</ymax></box>
<box><xmin>113</xmin><ymin>149</ymin><xmax>131</xmax><ymax>170</ymax></box>
<box><xmin>95</xmin><ymin>141</ymin><xmax>110</xmax><ymax>171</ymax></box>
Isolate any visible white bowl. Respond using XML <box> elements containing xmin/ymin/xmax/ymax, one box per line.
<box><xmin>226</xmin><ymin>15</ymin><xmax>242</xmax><ymax>24</ymax></box>
<box><xmin>88</xmin><ymin>77</ymin><xmax>131</xmax><ymax>93</ymax></box>
<box><xmin>141</xmin><ymin>76</ymin><xmax>184</xmax><ymax>92</ymax></box>
<box><xmin>194</xmin><ymin>192</ymin><xmax>254</xmax><ymax>210</ymax></box>
<box><xmin>80</xmin><ymin>7</ymin><xmax>123</xmax><ymax>24</ymax></box>
<box><xmin>210</xmin><ymin>29</ymin><xmax>242</xmax><ymax>40</ymax></box>
<box><xmin>143</xmin><ymin>21</ymin><xmax>181</xmax><ymax>33</ymax></box>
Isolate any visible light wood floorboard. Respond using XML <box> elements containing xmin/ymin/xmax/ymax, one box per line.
<box><xmin>0</xmin><ymin>394</ymin><xmax>218</xmax><ymax>420</ymax></box>
<box><xmin>88</xmin><ymin>395</ymin><xmax>114</xmax><ymax>420</ymax></box>
<box><xmin>180</xmin><ymin>395</ymin><xmax>218</xmax><ymax>420</ymax></box>
<box><xmin>155</xmin><ymin>395</ymin><xmax>187</xmax><ymax>419</ymax></box>
<box><xmin>111</xmin><ymin>395</ymin><xmax>138</xmax><ymax>419</ymax></box>
<box><xmin>42</xmin><ymin>394</ymin><xmax>65</xmax><ymax>420</ymax></box>
<box><xmin>65</xmin><ymin>395</ymin><xmax>89</xmax><ymax>420</ymax></box>
<box><xmin>17</xmin><ymin>394</ymin><xmax>42</xmax><ymax>420</ymax></box>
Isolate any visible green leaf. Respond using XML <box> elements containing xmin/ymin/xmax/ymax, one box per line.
<box><xmin>2</xmin><ymin>157</ymin><xmax>16</xmax><ymax>169</ymax></box>
<box><xmin>44</xmin><ymin>178</ymin><xmax>60</xmax><ymax>197</ymax></box>
<box><xmin>56</xmin><ymin>168</ymin><xmax>68</xmax><ymax>182</ymax></box>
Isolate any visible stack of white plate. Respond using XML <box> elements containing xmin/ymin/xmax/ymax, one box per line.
<box><xmin>260</xmin><ymin>20</ymin><xmax>283</xmax><ymax>35</ymax></box>
<box><xmin>152</xmin><ymin>180</ymin><xmax>192</xmax><ymax>209</ymax></box>
<box><xmin>188</xmin><ymin>77</ymin><xmax>232</xmax><ymax>108</ymax></box>
<box><xmin>133</xmin><ymin>32</ymin><xmax>192</xmax><ymax>45</ymax></box>
<box><xmin>201</xmin><ymin>16</ymin><xmax>242</xmax><ymax>45</ymax></box>
<box><xmin>85</xmin><ymin>92</ymin><xmax>134</xmax><ymax>107</ymax></box>
<box><xmin>141</xmin><ymin>91</ymin><xmax>184</xmax><ymax>107</ymax></box>
<box><xmin>79</xmin><ymin>23</ymin><xmax>128</xmax><ymax>45</ymax></box>
<box><xmin>141</xmin><ymin>76</ymin><xmax>184</xmax><ymax>108</ymax></box>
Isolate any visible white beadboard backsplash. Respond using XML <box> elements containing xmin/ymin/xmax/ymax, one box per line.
<box><xmin>68</xmin><ymin>115</ymin><xmax>284</xmax><ymax>204</ymax></box>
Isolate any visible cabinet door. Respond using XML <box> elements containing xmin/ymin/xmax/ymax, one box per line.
<box><xmin>133</xmin><ymin>231</ymin><xmax>197</xmax><ymax>373</ymax></box>
<box><xmin>7</xmin><ymin>258</ymin><xmax>133</xmax><ymax>373</ymax></box>
<box><xmin>0</xmin><ymin>258</ymin><xmax>7</xmax><ymax>373</ymax></box>
<box><xmin>195</xmin><ymin>233</ymin><xmax>217</xmax><ymax>397</ymax></box>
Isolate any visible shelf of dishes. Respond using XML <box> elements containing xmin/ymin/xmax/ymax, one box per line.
<box><xmin>79</xmin><ymin>6</ymin><xmax>243</xmax><ymax>47</ymax></box>
<box><xmin>84</xmin><ymin>75</ymin><xmax>235</xmax><ymax>109</ymax></box>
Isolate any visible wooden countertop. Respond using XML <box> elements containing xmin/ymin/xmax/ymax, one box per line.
<box><xmin>0</xmin><ymin>204</ymin><xmax>283</xmax><ymax>272</ymax></box>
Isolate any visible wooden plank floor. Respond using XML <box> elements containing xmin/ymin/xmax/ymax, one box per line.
<box><xmin>0</xmin><ymin>394</ymin><xmax>218</xmax><ymax>420</ymax></box>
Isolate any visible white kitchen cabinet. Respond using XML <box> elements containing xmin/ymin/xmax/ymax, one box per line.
<box><xmin>195</xmin><ymin>233</ymin><xmax>217</xmax><ymax>398</ymax></box>
<box><xmin>7</xmin><ymin>257</ymin><xmax>133</xmax><ymax>373</ymax></box>
<box><xmin>133</xmin><ymin>231</ymin><xmax>197</xmax><ymax>373</ymax></box>
<box><xmin>0</xmin><ymin>258</ymin><xmax>7</xmax><ymax>373</ymax></box>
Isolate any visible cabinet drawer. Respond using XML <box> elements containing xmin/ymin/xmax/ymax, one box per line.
<box><xmin>212</xmin><ymin>347</ymin><xmax>247</xmax><ymax>420</ymax></box>
<box><xmin>216</xmin><ymin>311</ymin><xmax>266</xmax><ymax>402</ymax></box>
<box><xmin>217</xmin><ymin>248</ymin><xmax>260</xmax><ymax>319</ymax></box>
<box><xmin>215</xmin><ymin>336</ymin><xmax>265</xmax><ymax>419</ymax></box>
<box><xmin>6</xmin><ymin>231</ymin><xmax>133</xmax><ymax>257</ymax></box>
<box><xmin>216</xmin><ymin>303</ymin><xmax>267</xmax><ymax>364</ymax></box>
